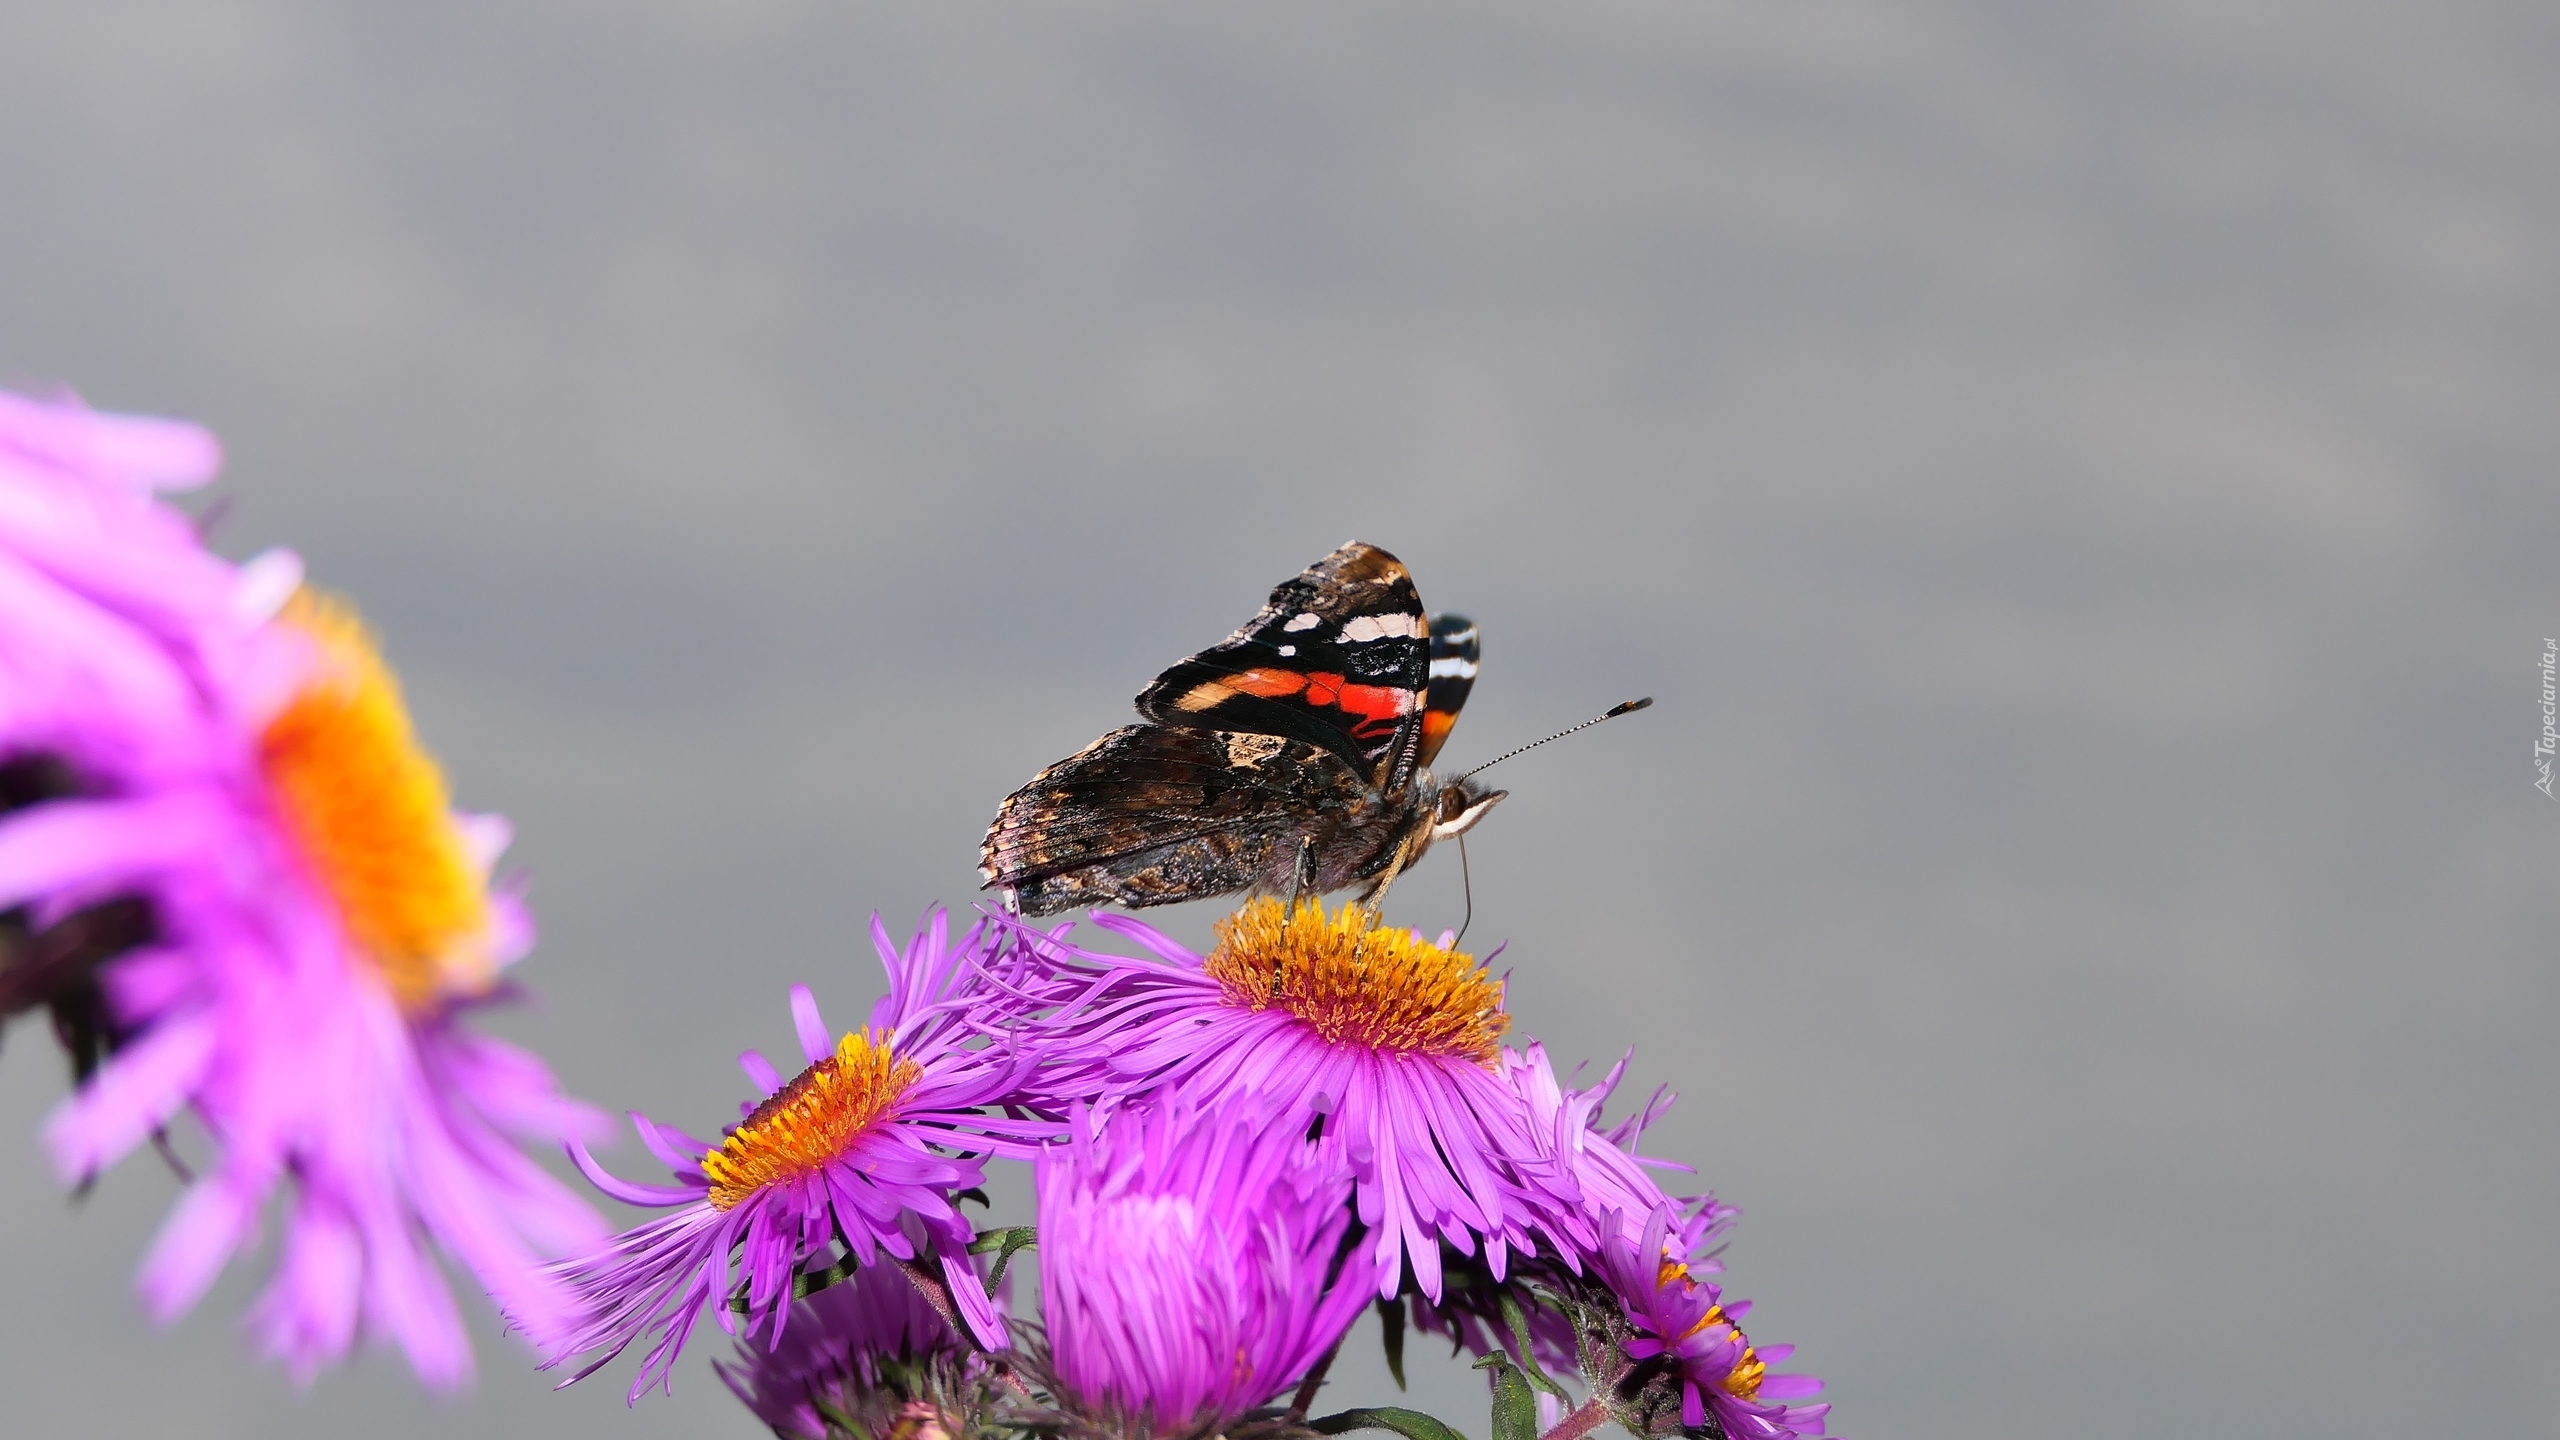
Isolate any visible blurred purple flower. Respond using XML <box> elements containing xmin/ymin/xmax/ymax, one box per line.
<box><xmin>1597</xmin><ymin>1206</ymin><xmax>1828</xmax><ymax>1440</ymax></box>
<box><xmin>1037</xmin><ymin>1094</ymin><xmax>1370</xmax><ymax>1435</ymax></box>
<box><xmin>0</xmin><ymin>387</ymin><xmax>608</xmax><ymax>1389</ymax></box>
<box><xmin>1003</xmin><ymin>897</ymin><xmax>1583</xmax><ymax>1302</ymax></box>
<box><xmin>542</xmin><ymin>910</ymin><xmax>1057</xmax><ymax>1403</ymax></box>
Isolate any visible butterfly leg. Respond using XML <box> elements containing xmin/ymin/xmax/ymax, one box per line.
<box><xmin>1358</xmin><ymin>836</ymin><xmax>1415</xmax><ymax>917</ymax></box>
<box><xmin>1289</xmin><ymin>835</ymin><xmax>1320</xmax><ymax>916</ymax></box>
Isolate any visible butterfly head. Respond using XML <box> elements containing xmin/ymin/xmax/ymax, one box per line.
<box><xmin>1427</xmin><ymin>771</ymin><xmax>1506</xmax><ymax>842</ymax></box>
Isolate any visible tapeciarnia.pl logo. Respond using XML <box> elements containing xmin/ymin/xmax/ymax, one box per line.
<box><xmin>2538</xmin><ymin>639</ymin><xmax>2556</xmax><ymax>797</ymax></box>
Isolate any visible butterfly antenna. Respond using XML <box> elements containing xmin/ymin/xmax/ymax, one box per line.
<box><xmin>1454</xmin><ymin>835</ymin><xmax>1475</xmax><ymax>949</ymax></box>
<box><xmin>1456</xmin><ymin>697</ymin><xmax>1654</xmax><ymax>782</ymax></box>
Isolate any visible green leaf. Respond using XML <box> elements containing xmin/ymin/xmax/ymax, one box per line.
<box><xmin>811</xmin><ymin>1392</ymin><xmax>863</xmax><ymax>1434</ymax></box>
<box><xmin>726</xmin><ymin>1254</ymin><xmax>858</xmax><ymax>1314</ymax></box>
<box><xmin>1310</xmin><ymin>1407</ymin><xmax>1471</xmax><ymax>1440</ymax></box>
<box><xmin>967</xmin><ymin>1226</ymin><xmax>1038</xmax><ymax>1294</ymax></box>
<box><xmin>1498</xmin><ymin>1290</ymin><xmax>1571</xmax><ymax>1399</ymax></box>
<box><xmin>1377</xmin><ymin>1296</ymin><xmax>1408</xmax><ymax>1392</ymax></box>
<box><xmin>1476</xmin><ymin>1352</ymin><xmax>1537</xmax><ymax>1440</ymax></box>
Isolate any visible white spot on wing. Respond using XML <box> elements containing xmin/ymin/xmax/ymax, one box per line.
<box><xmin>1428</xmin><ymin>657</ymin><xmax>1478</xmax><ymax>679</ymax></box>
<box><xmin>1283</xmin><ymin>612</ymin><xmax>1324</xmax><ymax>632</ymax></box>
<box><xmin>1341</xmin><ymin>612</ymin><xmax>1425</xmax><ymax>643</ymax></box>
<box><xmin>1278</xmin><ymin>644</ymin><xmax>1296</xmax><ymax>656</ymax></box>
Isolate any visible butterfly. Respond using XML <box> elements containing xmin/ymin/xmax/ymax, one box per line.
<box><xmin>979</xmin><ymin>541</ymin><xmax>1504</xmax><ymax>917</ymax></box>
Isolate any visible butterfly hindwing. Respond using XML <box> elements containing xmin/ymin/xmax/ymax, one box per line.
<box><xmin>980</xmin><ymin>724</ymin><xmax>1379</xmax><ymax>913</ymax></box>
<box><xmin>1134</xmin><ymin>541</ymin><xmax>1431</xmax><ymax>795</ymax></box>
<box><xmin>1419</xmin><ymin>612</ymin><xmax>1479</xmax><ymax>770</ymax></box>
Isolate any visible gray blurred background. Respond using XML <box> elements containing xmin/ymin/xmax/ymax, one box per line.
<box><xmin>3</xmin><ymin>2</ymin><xmax>2555</xmax><ymax>1436</ymax></box>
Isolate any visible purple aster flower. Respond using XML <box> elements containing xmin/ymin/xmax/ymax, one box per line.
<box><xmin>712</xmin><ymin>1229</ymin><xmax>970</xmax><ymax>1440</ymax></box>
<box><xmin>1035</xmin><ymin>1094</ymin><xmax>1371</xmax><ymax>1436</ymax></box>
<box><xmin>1501</xmin><ymin>1039</ymin><xmax>1737</xmax><ymax>1271</ymax></box>
<box><xmin>542</xmin><ymin>909</ymin><xmax>1058</xmax><ymax>1403</ymax></box>
<box><xmin>1405</xmin><ymin>1042</ymin><xmax>1813</xmax><ymax>1428</ymax></box>
<box><xmin>1499</xmin><ymin>1043</ymin><xmax>1824</xmax><ymax>1436</ymax></box>
<box><xmin>1002</xmin><ymin>897</ymin><xmax>1584</xmax><ymax>1303</ymax></box>
<box><xmin>0</xmin><ymin>388</ymin><xmax>608</xmax><ymax>1389</ymax></box>
<box><xmin>1597</xmin><ymin>1206</ymin><xmax>1828</xmax><ymax>1440</ymax></box>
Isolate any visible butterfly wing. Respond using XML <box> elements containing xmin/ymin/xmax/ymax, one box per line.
<box><xmin>1135</xmin><ymin>541</ymin><xmax>1431</xmax><ymax>796</ymax></box>
<box><xmin>1418</xmin><ymin>612</ymin><xmax>1479</xmax><ymax>770</ymax></box>
<box><xmin>979</xmin><ymin>724</ymin><xmax>1380</xmax><ymax>916</ymax></box>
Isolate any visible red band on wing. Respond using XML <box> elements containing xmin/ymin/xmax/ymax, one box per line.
<box><xmin>1333</xmin><ymin>682</ymin><xmax>1414</xmax><ymax>721</ymax></box>
<box><xmin>1210</xmin><ymin>669</ymin><xmax>1417</xmax><ymax>754</ymax></box>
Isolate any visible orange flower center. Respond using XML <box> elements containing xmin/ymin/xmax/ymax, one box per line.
<box><xmin>1203</xmin><ymin>898</ymin><xmax>1507</xmax><ymax>1064</ymax></box>
<box><xmin>257</xmin><ymin>589</ymin><xmax>494</xmax><ymax>1013</ymax></box>
<box><xmin>701</xmin><ymin>1030</ymin><xmax>921</xmax><ymax>1210</ymax></box>
<box><xmin>1655</xmin><ymin>1258</ymin><xmax>1766</xmax><ymax>1401</ymax></box>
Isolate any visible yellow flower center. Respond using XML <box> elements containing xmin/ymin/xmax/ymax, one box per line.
<box><xmin>257</xmin><ymin>589</ymin><xmax>494</xmax><ymax>1013</ymax></box>
<box><xmin>701</xmin><ymin>1030</ymin><xmax>922</xmax><ymax>1210</ymax></box>
<box><xmin>1203</xmin><ymin>898</ymin><xmax>1507</xmax><ymax>1064</ymax></box>
<box><xmin>1719</xmin><ymin>1343</ymin><xmax>1768</xmax><ymax>1402</ymax></box>
<box><xmin>1656</xmin><ymin>1258</ymin><xmax>1766</xmax><ymax>1401</ymax></box>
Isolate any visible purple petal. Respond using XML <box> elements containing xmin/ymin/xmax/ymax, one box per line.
<box><xmin>1759</xmin><ymin>1374</ymin><xmax>1824</xmax><ymax>1400</ymax></box>
<box><xmin>138</xmin><ymin>1168</ymin><xmax>266</xmax><ymax>1323</ymax></box>
<box><xmin>43</xmin><ymin>1007</ymin><xmax>216</xmax><ymax>1182</ymax></box>
<box><xmin>0</xmin><ymin>391</ymin><xmax>222</xmax><ymax>492</ymax></box>
<box><xmin>567</xmin><ymin>1139</ymin><xmax>706</xmax><ymax>1207</ymax></box>
<box><xmin>631</xmin><ymin>1112</ymin><xmax>708</xmax><ymax>1174</ymax></box>
<box><xmin>789</xmin><ymin>984</ymin><xmax>831</xmax><ymax>1065</ymax></box>
<box><xmin>247</xmin><ymin>1191</ymin><xmax>364</xmax><ymax>1387</ymax></box>
<box><xmin>0</xmin><ymin>792</ymin><xmax>229</xmax><ymax>910</ymax></box>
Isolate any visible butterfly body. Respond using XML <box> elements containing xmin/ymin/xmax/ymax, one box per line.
<box><xmin>981</xmin><ymin>542</ymin><xmax>1501</xmax><ymax>917</ymax></box>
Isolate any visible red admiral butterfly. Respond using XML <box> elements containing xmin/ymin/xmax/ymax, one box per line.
<box><xmin>980</xmin><ymin>542</ymin><xmax>1505</xmax><ymax>917</ymax></box>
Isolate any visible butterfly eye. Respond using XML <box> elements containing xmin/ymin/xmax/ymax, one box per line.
<box><xmin>1430</xmin><ymin>784</ymin><xmax>1506</xmax><ymax>843</ymax></box>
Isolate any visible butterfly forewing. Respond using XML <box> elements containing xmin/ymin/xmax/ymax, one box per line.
<box><xmin>1134</xmin><ymin>541</ymin><xmax>1431</xmax><ymax>796</ymax></box>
